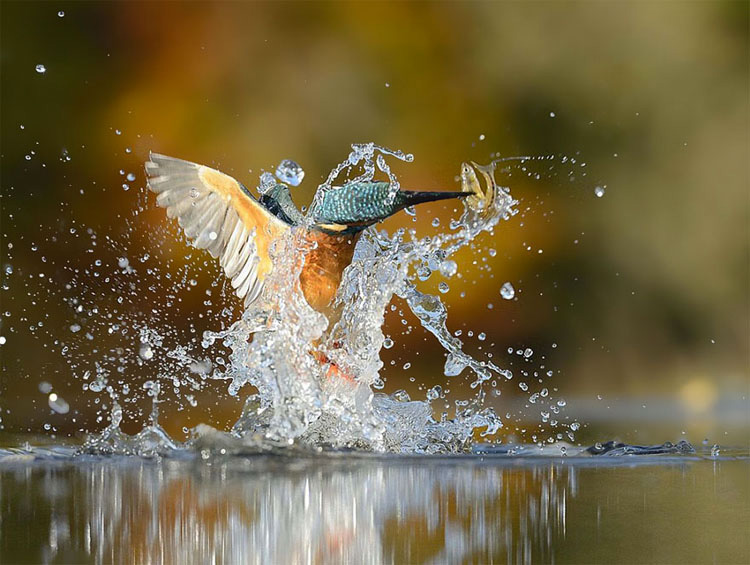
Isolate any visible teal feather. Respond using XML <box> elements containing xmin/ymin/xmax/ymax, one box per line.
<box><xmin>312</xmin><ymin>182</ymin><xmax>467</xmax><ymax>228</ymax></box>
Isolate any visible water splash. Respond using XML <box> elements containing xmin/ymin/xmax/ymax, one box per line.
<box><xmin>6</xmin><ymin>143</ymin><xmax>593</xmax><ymax>454</ymax></box>
<box><xmin>177</xmin><ymin>145</ymin><xmax>524</xmax><ymax>453</ymax></box>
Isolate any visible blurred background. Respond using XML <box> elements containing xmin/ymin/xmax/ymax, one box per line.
<box><xmin>1</xmin><ymin>1</ymin><xmax>747</xmax><ymax>445</ymax></box>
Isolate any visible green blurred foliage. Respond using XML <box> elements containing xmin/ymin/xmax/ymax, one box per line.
<box><xmin>1</xmin><ymin>1</ymin><xmax>747</xmax><ymax>439</ymax></box>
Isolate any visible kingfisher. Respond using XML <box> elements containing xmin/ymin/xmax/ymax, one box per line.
<box><xmin>145</xmin><ymin>153</ymin><xmax>470</xmax><ymax>316</ymax></box>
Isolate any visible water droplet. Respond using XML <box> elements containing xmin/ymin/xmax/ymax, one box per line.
<box><xmin>426</xmin><ymin>385</ymin><xmax>442</xmax><ymax>401</ymax></box>
<box><xmin>439</xmin><ymin>260</ymin><xmax>457</xmax><ymax>278</ymax></box>
<box><xmin>478</xmin><ymin>332</ymin><xmax>486</xmax><ymax>341</ymax></box>
<box><xmin>274</xmin><ymin>159</ymin><xmax>305</xmax><ymax>186</ymax></box>
<box><xmin>139</xmin><ymin>344</ymin><xmax>154</xmax><ymax>360</ymax></box>
<box><xmin>69</xmin><ymin>324</ymin><xmax>81</xmax><ymax>333</ymax></box>
<box><xmin>710</xmin><ymin>444</ymin><xmax>720</xmax><ymax>457</ymax></box>
<box><xmin>549</xmin><ymin>111</ymin><xmax>556</xmax><ymax>118</ymax></box>
<box><xmin>48</xmin><ymin>393</ymin><xmax>70</xmax><ymax>414</ymax></box>
<box><xmin>58</xmin><ymin>11</ymin><xmax>65</xmax><ymax>17</ymax></box>
<box><xmin>479</xmin><ymin>134</ymin><xmax>486</xmax><ymax>141</ymax></box>
<box><xmin>570</xmin><ymin>422</ymin><xmax>580</xmax><ymax>431</ymax></box>
<box><xmin>438</xmin><ymin>282</ymin><xmax>449</xmax><ymax>293</ymax></box>
<box><xmin>523</xmin><ymin>348</ymin><xmax>533</xmax><ymax>358</ymax></box>
<box><xmin>126</xmin><ymin>173</ymin><xmax>136</xmax><ymax>182</ymax></box>
<box><xmin>392</xmin><ymin>390</ymin><xmax>410</xmax><ymax>402</ymax></box>
<box><xmin>416</xmin><ymin>265</ymin><xmax>432</xmax><ymax>281</ymax></box>
<box><xmin>431</xmin><ymin>217</ymin><xmax>440</xmax><ymax>227</ymax></box>
<box><xmin>500</xmin><ymin>282</ymin><xmax>515</xmax><ymax>300</ymax></box>
<box><xmin>594</xmin><ymin>186</ymin><xmax>605</xmax><ymax>198</ymax></box>
<box><xmin>383</xmin><ymin>337</ymin><xmax>394</xmax><ymax>349</ymax></box>
<box><xmin>39</xmin><ymin>381</ymin><xmax>52</xmax><ymax>394</ymax></box>
<box><xmin>35</xmin><ymin>64</ymin><xmax>46</xmax><ymax>74</ymax></box>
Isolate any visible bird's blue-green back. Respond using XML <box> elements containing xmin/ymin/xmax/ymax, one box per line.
<box><xmin>312</xmin><ymin>182</ymin><xmax>401</xmax><ymax>225</ymax></box>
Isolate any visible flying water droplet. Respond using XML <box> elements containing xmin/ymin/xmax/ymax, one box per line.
<box><xmin>426</xmin><ymin>385</ymin><xmax>442</xmax><ymax>401</ymax></box>
<box><xmin>139</xmin><ymin>344</ymin><xmax>154</xmax><ymax>360</ymax></box>
<box><xmin>48</xmin><ymin>393</ymin><xmax>70</xmax><ymax>414</ymax></box>
<box><xmin>439</xmin><ymin>260</ymin><xmax>457</xmax><ymax>278</ymax></box>
<box><xmin>500</xmin><ymin>282</ymin><xmax>515</xmax><ymax>300</ymax></box>
<box><xmin>274</xmin><ymin>159</ymin><xmax>305</xmax><ymax>186</ymax></box>
<box><xmin>35</xmin><ymin>64</ymin><xmax>46</xmax><ymax>74</ymax></box>
<box><xmin>594</xmin><ymin>186</ymin><xmax>606</xmax><ymax>198</ymax></box>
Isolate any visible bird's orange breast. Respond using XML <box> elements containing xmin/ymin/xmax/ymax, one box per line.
<box><xmin>299</xmin><ymin>230</ymin><xmax>360</xmax><ymax>315</ymax></box>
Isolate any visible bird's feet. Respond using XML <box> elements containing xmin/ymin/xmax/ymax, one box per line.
<box><xmin>313</xmin><ymin>350</ymin><xmax>356</xmax><ymax>383</ymax></box>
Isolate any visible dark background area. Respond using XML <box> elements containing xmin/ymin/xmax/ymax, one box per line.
<box><xmin>1</xmin><ymin>1</ymin><xmax>747</xmax><ymax>444</ymax></box>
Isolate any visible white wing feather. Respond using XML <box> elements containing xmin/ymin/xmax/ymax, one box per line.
<box><xmin>145</xmin><ymin>153</ymin><xmax>288</xmax><ymax>306</ymax></box>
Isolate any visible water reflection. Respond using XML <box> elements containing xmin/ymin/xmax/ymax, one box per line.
<box><xmin>3</xmin><ymin>455</ymin><xmax>573</xmax><ymax>563</ymax></box>
<box><xmin>2</xmin><ymin>453</ymin><xmax>748</xmax><ymax>564</ymax></box>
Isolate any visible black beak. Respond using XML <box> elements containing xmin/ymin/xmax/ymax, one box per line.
<box><xmin>400</xmin><ymin>190</ymin><xmax>472</xmax><ymax>207</ymax></box>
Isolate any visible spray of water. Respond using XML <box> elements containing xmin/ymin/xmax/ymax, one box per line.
<box><xmin>7</xmin><ymin>143</ymin><xmax>588</xmax><ymax>455</ymax></box>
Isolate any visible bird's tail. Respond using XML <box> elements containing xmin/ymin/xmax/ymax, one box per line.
<box><xmin>399</xmin><ymin>190</ymin><xmax>472</xmax><ymax>207</ymax></box>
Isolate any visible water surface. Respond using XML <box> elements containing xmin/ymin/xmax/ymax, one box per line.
<box><xmin>2</xmin><ymin>446</ymin><xmax>747</xmax><ymax>564</ymax></box>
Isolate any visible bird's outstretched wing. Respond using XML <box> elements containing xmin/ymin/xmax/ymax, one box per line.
<box><xmin>145</xmin><ymin>153</ymin><xmax>290</xmax><ymax>306</ymax></box>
